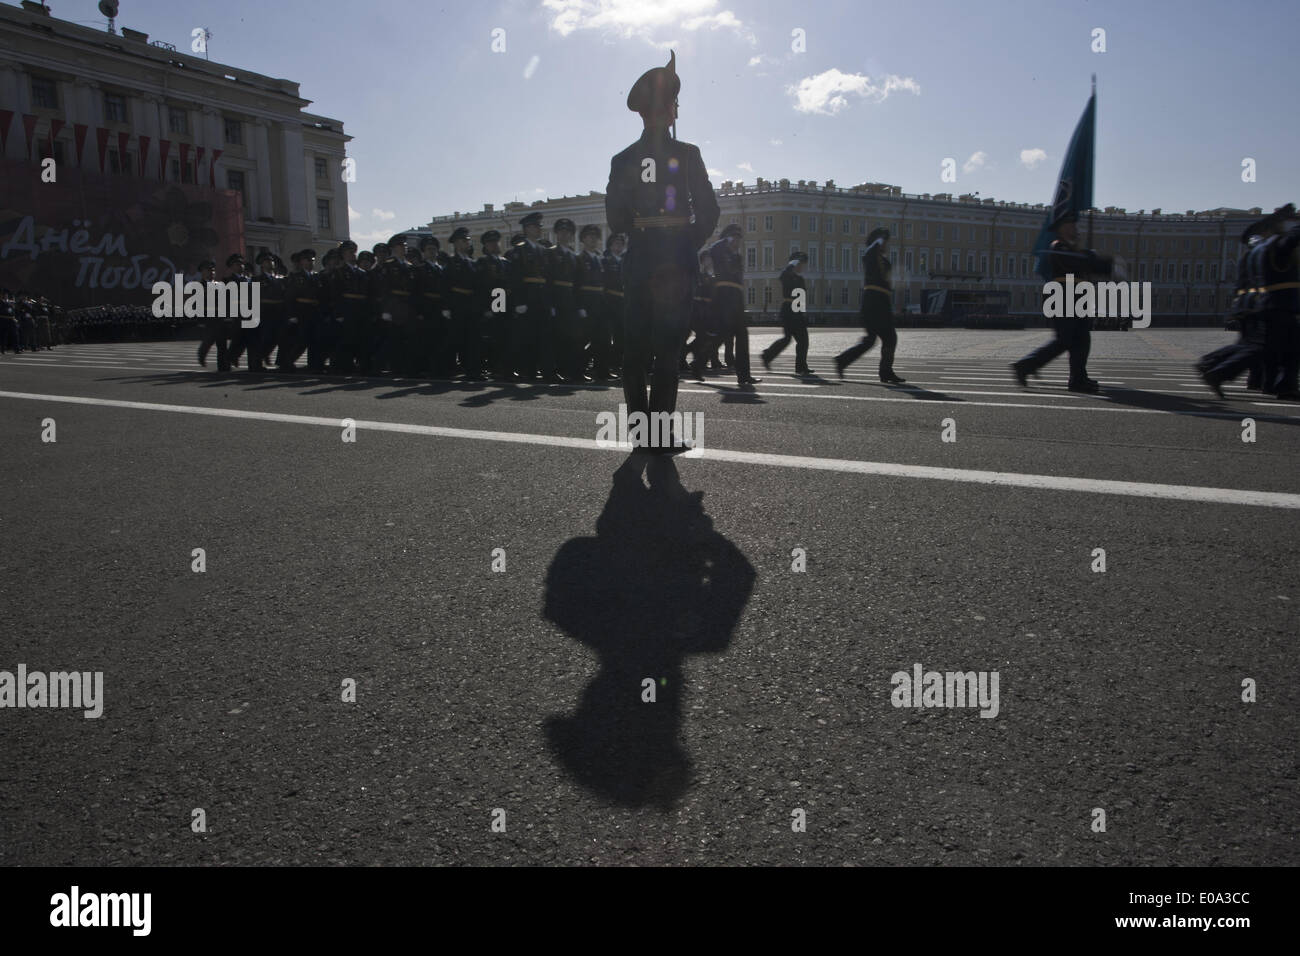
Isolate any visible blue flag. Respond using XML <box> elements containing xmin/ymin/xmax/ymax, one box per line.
<box><xmin>1034</xmin><ymin>87</ymin><xmax>1096</xmax><ymax>280</ymax></box>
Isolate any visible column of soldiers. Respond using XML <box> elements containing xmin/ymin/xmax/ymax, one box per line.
<box><xmin>0</xmin><ymin>289</ymin><xmax>68</xmax><ymax>353</ymax></box>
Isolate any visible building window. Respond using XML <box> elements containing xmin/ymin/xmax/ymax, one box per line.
<box><xmin>37</xmin><ymin>138</ymin><xmax>66</xmax><ymax>166</ymax></box>
<box><xmin>980</xmin><ymin>254</ymin><xmax>988</xmax><ymax>274</ymax></box>
<box><xmin>825</xmin><ymin>217</ymin><xmax>834</xmax><ymax>233</ymax></box>
<box><xmin>747</xmin><ymin>215</ymin><xmax>757</xmax><ymax>232</ymax></box>
<box><xmin>1210</xmin><ymin>263</ymin><xmax>1218</xmax><ymax>280</ymax></box>
<box><xmin>1153</xmin><ymin>263</ymin><xmax>1161</xmax><ymax>280</ymax></box>
<box><xmin>952</xmin><ymin>252</ymin><xmax>960</xmax><ymax>271</ymax></box>
<box><xmin>905</xmin><ymin>251</ymin><xmax>913</xmax><ymax>274</ymax></box>
<box><xmin>107</xmin><ymin>149</ymin><xmax>134</xmax><ymax>176</ymax></box>
<box><xmin>104</xmin><ymin>93</ymin><xmax>128</xmax><ymax>124</ymax></box>
<box><xmin>1181</xmin><ymin>263</ymin><xmax>1189</xmax><ymax>280</ymax></box>
<box><xmin>765</xmin><ymin>284</ymin><xmax>775</xmax><ymax>306</ymax></box>
<box><xmin>808</xmin><ymin>216</ymin><xmax>818</xmax><ymax>233</ymax></box>
<box><xmin>1138</xmin><ymin>262</ymin><xmax>1147</xmax><ymax>280</ymax></box>
<box><xmin>842</xmin><ymin>247</ymin><xmax>851</xmax><ymax>272</ymax></box>
<box><xmin>317</xmin><ymin>199</ymin><xmax>331</xmax><ymax>230</ymax></box>
<box><xmin>842</xmin><ymin>218</ymin><xmax>850</xmax><ymax>234</ymax></box>
<box><xmin>935</xmin><ymin>224</ymin><xmax>943</xmax><ymax>241</ymax></box>
<box><xmin>746</xmin><ymin>247</ymin><xmax>757</xmax><ymax>269</ymax></box>
<box><xmin>791</xmin><ymin>214</ymin><xmax>800</xmax><ymax>231</ymax></box>
<box><xmin>969</xmin><ymin>226</ymin><xmax>977</xmax><ymax>241</ymax></box>
<box><xmin>789</xmin><ymin>243</ymin><xmax>800</xmax><ymax>257</ymax></box>
<box><xmin>314</xmin><ymin>156</ymin><xmax>328</xmax><ymax>181</ymax></box>
<box><xmin>967</xmin><ymin>253</ymin><xmax>975</xmax><ymax>271</ymax></box>
<box><xmin>858</xmin><ymin>220</ymin><xmax>866</xmax><ymax>235</ymax></box>
<box><xmin>995</xmin><ymin>255</ymin><xmax>1002</xmax><ymax>276</ymax></box>
<box><xmin>227</xmin><ymin>170</ymin><xmax>247</xmax><ymax>209</ymax></box>
<box><xmin>31</xmin><ymin>76</ymin><xmax>59</xmax><ymax>109</ymax></box>
<box><xmin>224</xmin><ymin>118</ymin><xmax>243</xmax><ymax>145</ymax></box>
<box><xmin>889</xmin><ymin>251</ymin><xmax>897</xmax><ymax>269</ymax></box>
<box><xmin>763</xmin><ymin>215</ymin><xmax>773</xmax><ymax>232</ymax></box>
<box><xmin>171</xmin><ymin>158</ymin><xmax>194</xmax><ymax>184</ymax></box>
<box><xmin>1183</xmin><ymin>238</ymin><xmax>1191</xmax><ymax>251</ymax></box>
<box><xmin>747</xmin><ymin>285</ymin><xmax>755</xmax><ymax>306</ymax></box>
<box><xmin>920</xmin><ymin>223</ymin><xmax>928</xmax><ymax>240</ymax></box>
<box><xmin>903</xmin><ymin>222</ymin><xmax>913</xmax><ymax>239</ymax></box>
<box><xmin>1195</xmin><ymin>263</ymin><xmax>1204</xmax><ymax>281</ymax></box>
<box><xmin>808</xmin><ymin>246</ymin><xmax>817</xmax><ymax>268</ymax></box>
<box><xmin>168</xmin><ymin>107</ymin><xmax>189</xmax><ymax>134</ymax></box>
<box><xmin>919</xmin><ymin>252</ymin><xmax>927</xmax><ymax>272</ymax></box>
<box><xmin>763</xmin><ymin>247</ymin><xmax>773</xmax><ymax>269</ymax></box>
<box><xmin>823</xmin><ymin>287</ymin><xmax>833</xmax><ymax>305</ymax></box>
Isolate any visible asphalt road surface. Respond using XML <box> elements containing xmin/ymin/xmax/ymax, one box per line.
<box><xmin>2</xmin><ymin>328</ymin><xmax>1296</xmax><ymax>866</ymax></box>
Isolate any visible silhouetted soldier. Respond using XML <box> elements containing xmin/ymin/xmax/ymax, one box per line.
<box><xmin>762</xmin><ymin>251</ymin><xmax>813</xmax><ymax>375</ymax></box>
<box><xmin>606</xmin><ymin>50</ymin><xmax>721</xmax><ymax>451</ymax></box>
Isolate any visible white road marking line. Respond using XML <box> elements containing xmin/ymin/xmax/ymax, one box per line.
<box><xmin>2</xmin><ymin>388</ymin><xmax>1296</xmax><ymax>509</ymax></box>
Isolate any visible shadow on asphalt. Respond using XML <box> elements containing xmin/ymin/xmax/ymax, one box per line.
<box><xmin>542</xmin><ymin>454</ymin><xmax>755</xmax><ymax>811</ymax></box>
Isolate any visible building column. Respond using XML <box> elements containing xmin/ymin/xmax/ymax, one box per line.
<box><xmin>135</xmin><ymin>94</ymin><xmax>162</xmax><ymax>177</ymax></box>
<box><xmin>0</xmin><ymin>59</ymin><xmax>25</xmax><ymax>160</ymax></box>
<box><xmin>252</xmin><ymin>119</ymin><xmax>273</xmax><ymax>220</ymax></box>
<box><xmin>71</xmin><ymin>78</ymin><xmax>101</xmax><ymax>168</ymax></box>
<box><xmin>278</xmin><ymin>121</ymin><xmax>307</xmax><ymax>227</ymax></box>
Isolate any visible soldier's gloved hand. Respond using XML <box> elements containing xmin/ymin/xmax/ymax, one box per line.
<box><xmin>336</xmin><ymin>315</ymin><xmax>344</xmax><ymax>323</ymax></box>
<box><xmin>289</xmin><ymin>317</ymin><xmax>298</xmax><ymax>324</ymax></box>
<box><xmin>550</xmin><ymin>308</ymin><xmax>557</xmax><ymax>317</ymax></box>
<box><xmin>515</xmin><ymin>305</ymin><xmax>527</xmax><ymax>314</ymax></box>
<box><xmin>578</xmin><ymin>309</ymin><xmax>587</xmax><ymax>318</ymax></box>
<box><xmin>382</xmin><ymin>312</ymin><xmax>393</xmax><ymax>322</ymax></box>
<box><xmin>442</xmin><ymin>310</ymin><xmax>451</xmax><ymax>319</ymax></box>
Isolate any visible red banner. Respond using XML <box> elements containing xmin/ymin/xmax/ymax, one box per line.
<box><xmin>158</xmin><ymin>139</ymin><xmax>171</xmax><ymax>180</ymax></box>
<box><xmin>137</xmin><ymin>135</ymin><xmax>150</xmax><ymax>177</ymax></box>
<box><xmin>178</xmin><ymin>142</ymin><xmax>190</xmax><ymax>181</ymax></box>
<box><xmin>73</xmin><ymin>123</ymin><xmax>88</xmax><ymax>166</ymax></box>
<box><xmin>95</xmin><ymin>127</ymin><xmax>110</xmax><ymax>172</ymax></box>
<box><xmin>195</xmin><ymin>145</ymin><xmax>205</xmax><ymax>184</ymax></box>
<box><xmin>117</xmin><ymin>131</ymin><xmax>130</xmax><ymax>174</ymax></box>
<box><xmin>48</xmin><ymin>119</ymin><xmax>65</xmax><ymax>158</ymax></box>
<box><xmin>0</xmin><ymin>110</ymin><xmax>12</xmax><ymax>155</ymax></box>
<box><xmin>21</xmin><ymin>114</ymin><xmax>38</xmax><ymax>159</ymax></box>
<box><xmin>209</xmin><ymin>148</ymin><xmax>223</xmax><ymax>187</ymax></box>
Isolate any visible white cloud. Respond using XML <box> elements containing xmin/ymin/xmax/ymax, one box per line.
<box><xmin>962</xmin><ymin>151</ymin><xmax>987</xmax><ymax>174</ymax></box>
<box><xmin>523</xmin><ymin>55</ymin><xmax>540</xmax><ymax>80</ymax></box>
<box><xmin>1019</xmin><ymin>147</ymin><xmax>1047</xmax><ymax>170</ymax></box>
<box><xmin>372</xmin><ymin>208</ymin><xmax>396</xmax><ymax>221</ymax></box>
<box><xmin>748</xmin><ymin>55</ymin><xmax>762</xmax><ymax>66</ymax></box>
<box><xmin>534</xmin><ymin>188</ymin><xmax>546</xmax><ymax>194</ymax></box>
<box><xmin>707</xmin><ymin>167</ymin><xmax>723</xmax><ymax>176</ymax></box>
<box><xmin>542</xmin><ymin>0</ymin><xmax>753</xmax><ymax>44</ymax></box>
<box><xmin>348</xmin><ymin>205</ymin><xmax>362</xmax><ymax>221</ymax></box>
<box><xmin>788</xmin><ymin>69</ymin><xmax>920</xmax><ymax>115</ymax></box>
<box><xmin>769</xmin><ymin>138</ymin><xmax>783</xmax><ymax>146</ymax></box>
<box><xmin>351</xmin><ymin>229</ymin><xmax>392</xmax><ymax>245</ymax></box>
<box><xmin>737</xmin><ymin>161</ymin><xmax>754</xmax><ymax>173</ymax></box>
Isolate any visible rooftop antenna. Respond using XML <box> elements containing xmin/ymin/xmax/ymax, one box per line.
<box><xmin>98</xmin><ymin>0</ymin><xmax>119</xmax><ymax>34</ymax></box>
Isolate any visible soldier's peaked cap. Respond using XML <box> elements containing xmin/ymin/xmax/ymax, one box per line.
<box><xmin>521</xmin><ymin>212</ymin><xmax>544</xmax><ymax>227</ymax></box>
<box><xmin>721</xmin><ymin>223</ymin><xmax>742</xmax><ymax>239</ymax></box>
<box><xmin>579</xmin><ymin>224</ymin><xmax>601</xmax><ymax>239</ymax></box>
<box><xmin>628</xmin><ymin>50</ymin><xmax>679</xmax><ymax>114</ymax></box>
<box><xmin>420</xmin><ymin>236</ymin><xmax>440</xmax><ymax>248</ymax></box>
<box><xmin>225</xmin><ymin>253</ymin><xmax>245</xmax><ymax>266</ymax></box>
<box><xmin>339</xmin><ymin>239</ymin><xmax>358</xmax><ymax>252</ymax></box>
<box><xmin>789</xmin><ymin>251</ymin><xmax>809</xmax><ymax>263</ymax></box>
<box><xmin>388</xmin><ymin>233</ymin><xmax>409</xmax><ymax>247</ymax></box>
<box><xmin>198</xmin><ymin>258</ymin><xmax>216</xmax><ymax>269</ymax></box>
<box><xmin>510</xmin><ymin>233</ymin><xmax>526</xmax><ymax>245</ymax></box>
<box><xmin>298</xmin><ymin>248</ymin><xmax>317</xmax><ymax>259</ymax></box>
<box><xmin>867</xmin><ymin>227</ymin><xmax>890</xmax><ymax>244</ymax></box>
<box><xmin>481</xmin><ymin>229</ymin><xmax>501</xmax><ymax>244</ymax></box>
<box><xmin>449</xmin><ymin>226</ymin><xmax>471</xmax><ymax>243</ymax></box>
<box><xmin>554</xmin><ymin>218</ymin><xmax>576</xmax><ymax>233</ymax></box>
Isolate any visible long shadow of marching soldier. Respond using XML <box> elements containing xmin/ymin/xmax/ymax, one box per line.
<box><xmin>543</xmin><ymin>453</ymin><xmax>755</xmax><ymax>810</ymax></box>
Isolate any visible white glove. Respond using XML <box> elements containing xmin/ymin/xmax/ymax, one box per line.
<box><xmin>550</xmin><ymin>307</ymin><xmax>556</xmax><ymax>317</ymax></box>
<box><xmin>335</xmin><ymin>315</ymin><xmax>344</xmax><ymax>323</ymax></box>
<box><xmin>382</xmin><ymin>312</ymin><xmax>393</xmax><ymax>322</ymax></box>
<box><xmin>442</xmin><ymin>309</ymin><xmax>451</xmax><ymax>319</ymax></box>
<box><xmin>578</xmin><ymin>309</ymin><xmax>587</xmax><ymax>318</ymax></box>
<box><xmin>288</xmin><ymin>317</ymin><xmax>299</xmax><ymax>324</ymax></box>
<box><xmin>514</xmin><ymin>305</ymin><xmax>527</xmax><ymax>314</ymax></box>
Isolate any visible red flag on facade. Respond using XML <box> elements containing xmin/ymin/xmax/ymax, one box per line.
<box><xmin>209</xmin><ymin>148</ymin><xmax>223</xmax><ymax>187</ymax></box>
<box><xmin>73</xmin><ymin>123</ymin><xmax>88</xmax><ymax>165</ymax></box>
<box><xmin>195</xmin><ymin>145</ymin><xmax>206</xmax><ymax>183</ymax></box>
<box><xmin>178</xmin><ymin>142</ymin><xmax>191</xmax><ymax>181</ymax></box>
<box><xmin>158</xmin><ymin>139</ymin><xmax>171</xmax><ymax>179</ymax></box>
<box><xmin>137</xmin><ymin>135</ymin><xmax>151</xmax><ymax>177</ymax></box>
<box><xmin>21</xmin><ymin>114</ymin><xmax>39</xmax><ymax>158</ymax></box>
<box><xmin>95</xmin><ymin>127</ymin><xmax>110</xmax><ymax>172</ymax></box>
<box><xmin>47</xmin><ymin>118</ymin><xmax>65</xmax><ymax>158</ymax></box>
<box><xmin>0</xmin><ymin>110</ymin><xmax>13</xmax><ymax>155</ymax></box>
<box><xmin>117</xmin><ymin>131</ymin><xmax>130</xmax><ymax>173</ymax></box>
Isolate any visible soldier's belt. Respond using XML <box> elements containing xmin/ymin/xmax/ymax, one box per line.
<box><xmin>552</xmin><ymin>280</ymin><xmax>574</xmax><ymax>288</ymax></box>
<box><xmin>632</xmin><ymin>215</ymin><xmax>690</xmax><ymax>228</ymax></box>
<box><xmin>451</xmin><ymin>287</ymin><xmax>473</xmax><ymax>295</ymax></box>
<box><xmin>715</xmin><ymin>280</ymin><xmax>745</xmax><ymax>291</ymax></box>
<box><xmin>295</xmin><ymin>298</ymin><xmax>319</xmax><ymax>304</ymax></box>
<box><xmin>391</xmin><ymin>289</ymin><xmax>411</xmax><ymax>296</ymax></box>
<box><xmin>607</xmin><ymin>290</ymin><xmax>624</xmax><ymax>297</ymax></box>
<box><xmin>782</xmin><ymin>297</ymin><xmax>794</xmax><ymax>302</ymax></box>
<box><xmin>262</xmin><ymin>298</ymin><xmax>283</xmax><ymax>305</ymax></box>
<box><xmin>1242</xmin><ymin>283</ymin><xmax>1300</xmax><ymax>292</ymax></box>
<box><xmin>522</xmin><ymin>276</ymin><xmax>547</xmax><ymax>284</ymax></box>
<box><xmin>862</xmin><ymin>285</ymin><xmax>891</xmax><ymax>295</ymax></box>
<box><xmin>342</xmin><ymin>293</ymin><xmax>367</xmax><ymax>299</ymax></box>
<box><xmin>580</xmin><ymin>285</ymin><xmax>604</xmax><ymax>293</ymax></box>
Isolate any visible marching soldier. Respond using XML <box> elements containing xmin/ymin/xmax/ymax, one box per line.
<box><xmin>325</xmin><ymin>240</ymin><xmax>370</xmax><ymax>373</ymax></box>
<box><xmin>761</xmin><ymin>251</ymin><xmax>813</xmax><ymax>375</ymax></box>
<box><xmin>683</xmin><ymin>250</ymin><xmax>717</xmax><ymax>376</ymax></box>
<box><xmin>577</xmin><ymin>224</ymin><xmax>614</xmax><ymax>381</ymax></box>
<box><xmin>444</xmin><ymin>226</ymin><xmax>483</xmax><ymax>379</ymax></box>
<box><xmin>606</xmin><ymin>49</ymin><xmax>721</xmax><ymax>450</ymax></box>
<box><xmin>281</xmin><ymin>249</ymin><xmax>321</xmax><ymax>371</ymax></box>
<box><xmin>709</xmin><ymin>223</ymin><xmax>759</xmax><ymax>385</ymax></box>
<box><xmin>1200</xmin><ymin>204</ymin><xmax>1300</xmax><ymax>400</ymax></box>
<box><xmin>507</xmin><ymin>212</ymin><xmax>553</xmax><ymax>380</ymax></box>
<box><xmin>357</xmin><ymin>249</ymin><xmax>376</xmax><ymax>271</ymax></box>
<box><xmin>0</xmin><ymin>288</ymin><xmax>17</xmax><ymax>354</ymax></box>
<box><xmin>415</xmin><ymin>237</ymin><xmax>447</xmax><ymax>376</ymax></box>
<box><xmin>476</xmin><ymin>229</ymin><xmax>513</xmax><ymax>379</ymax></box>
<box><xmin>372</xmin><ymin>233</ymin><xmax>417</xmax><ymax>374</ymax></box>
<box><xmin>550</xmin><ymin>219</ymin><xmax>585</xmax><ymax>382</ymax></box>
<box><xmin>603</xmin><ymin>233</ymin><xmax>627</xmax><ymax>375</ymax></box>
<box><xmin>251</xmin><ymin>251</ymin><xmax>286</xmax><ymax>371</ymax></box>
<box><xmin>1011</xmin><ymin>213</ymin><xmax>1111</xmax><ymax>392</ymax></box>
<box><xmin>224</xmin><ymin>253</ymin><xmax>255</xmax><ymax>370</ymax></box>
<box><xmin>835</xmin><ymin>229</ymin><xmax>905</xmax><ymax>383</ymax></box>
<box><xmin>194</xmin><ymin>259</ymin><xmax>222</xmax><ymax>368</ymax></box>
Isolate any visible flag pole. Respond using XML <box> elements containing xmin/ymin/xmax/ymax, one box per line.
<box><xmin>1087</xmin><ymin>75</ymin><xmax>1096</xmax><ymax>251</ymax></box>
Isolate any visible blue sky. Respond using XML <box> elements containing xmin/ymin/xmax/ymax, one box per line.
<box><xmin>58</xmin><ymin>0</ymin><xmax>1300</xmax><ymax>242</ymax></box>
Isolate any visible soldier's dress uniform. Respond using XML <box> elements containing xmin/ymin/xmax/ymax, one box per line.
<box><xmin>476</xmin><ymin>231</ymin><xmax>513</xmax><ymax>379</ymax></box>
<box><xmin>372</xmin><ymin>236</ymin><xmax>417</xmax><ymax>374</ymax></box>
<box><xmin>602</xmin><ymin>238</ymin><xmax>626</xmax><ymax>374</ymax></box>
<box><xmin>282</xmin><ymin>251</ymin><xmax>321</xmax><ymax>371</ymax></box>
<box><xmin>708</xmin><ymin>225</ymin><xmax>757</xmax><ymax>384</ymax></box>
<box><xmin>1012</xmin><ymin>218</ymin><xmax>1112</xmax><ymax>392</ymax></box>
<box><xmin>0</xmin><ymin>291</ymin><xmax>17</xmax><ymax>353</ymax></box>
<box><xmin>1200</xmin><ymin>207</ymin><xmax>1300</xmax><ymax>399</ymax></box>
<box><xmin>835</xmin><ymin>231</ymin><xmax>905</xmax><ymax>383</ymax></box>
<box><xmin>326</xmin><ymin>254</ymin><xmax>371</xmax><ymax>374</ymax></box>
<box><xmin>252</xmin><ymin>253</ymin><xmax>286</xmax><ymax>371</ymax></box>
<box><xmin>506</xmin><ymin>214</ymin><xmax>553</xmax><ymax>380</ymax></box>
<box><xmin>444</xmin><ymin>227</ymin><xmax>482</xmax><ymax>379</ymax></box>
<box><xmin>606</xmin><ymin>52</ymin><xmax>721</xmax><ymax>439</ymax></box>
<box><xmin>577</xmin><ymin>226</ymin><xmax>612</xmax><ymax>380</ymax></box>
<box><xmin>415</xmin><ymin>240</ymin><xmax>447</xmax><ymax>376</ymax></box>
<box><xmin>549</xmin><ymin>223</ymin><xmax>584</xmax><ymax>381</ymax></box>
<box><xmin>684</xmin><ymin>262</ymin><xmax>718</xmax><ymax>375</ymax></box>
<box><xmin>761</xmin><ymin>253</ymin><xmax>812</xmax><ymax>375</ymax></box>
